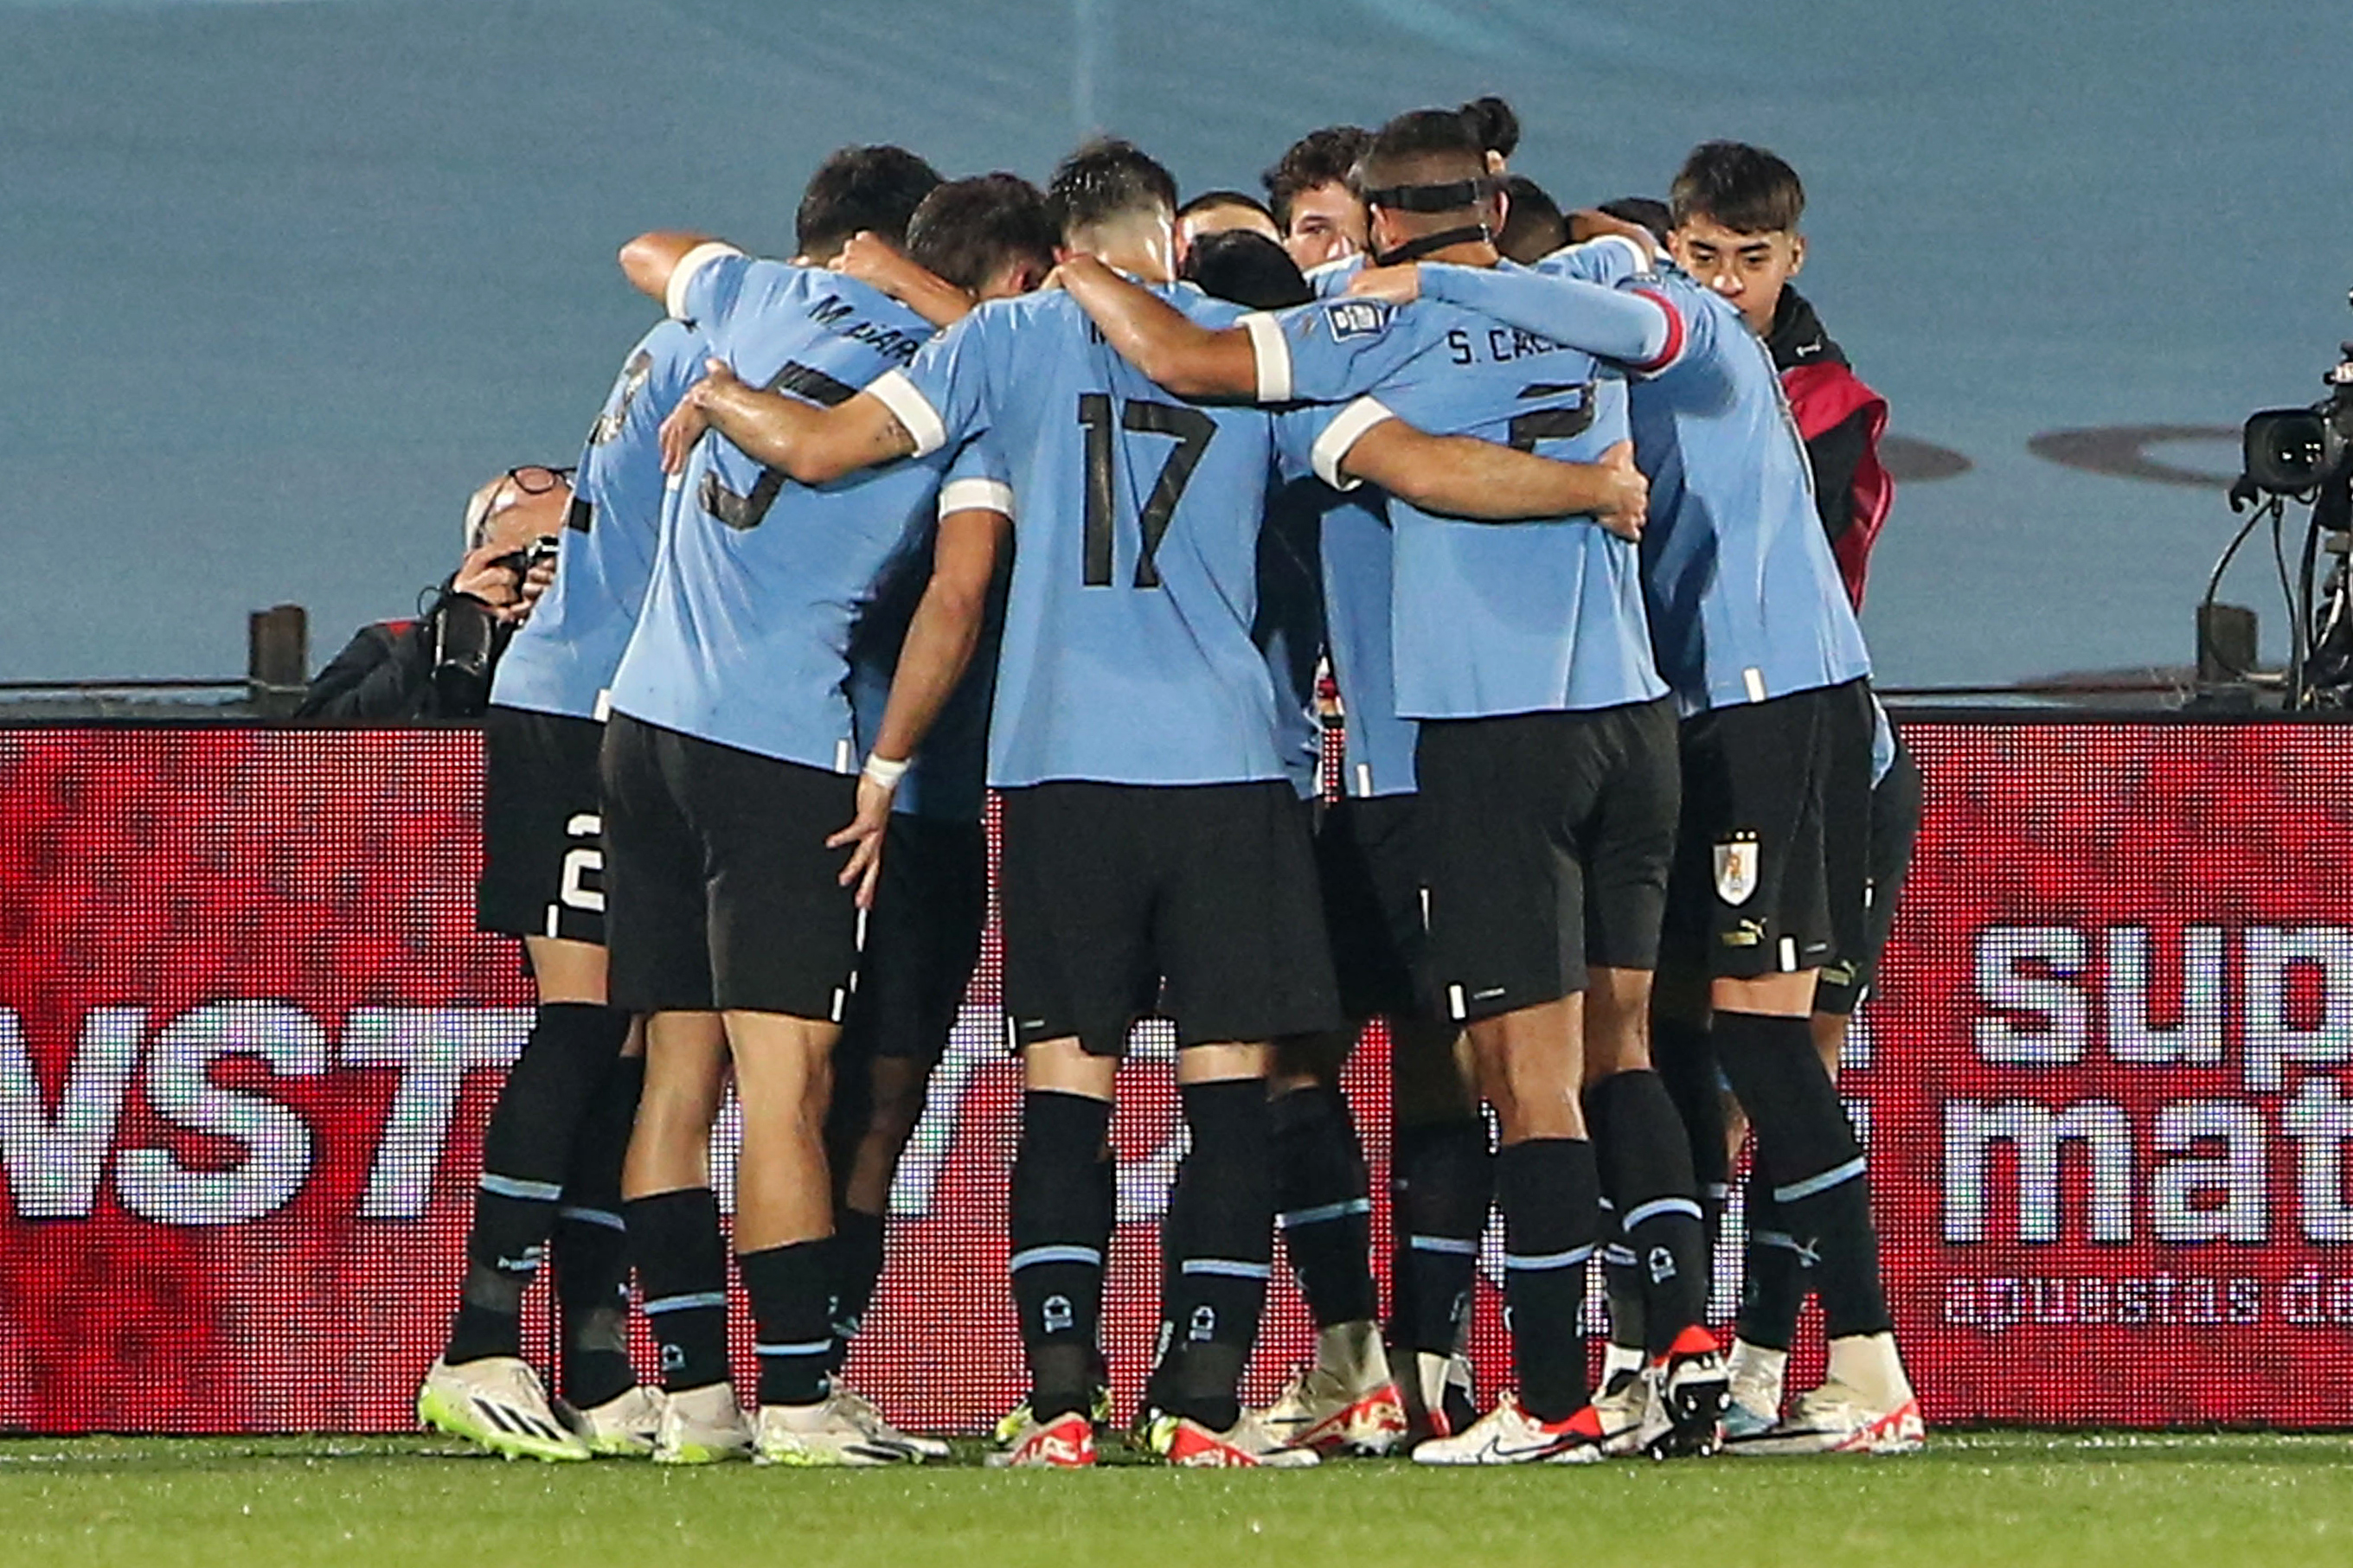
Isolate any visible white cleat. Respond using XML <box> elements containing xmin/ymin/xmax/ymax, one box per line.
<box><xmin>416</xmin><ymin>1357</ymin><xmax>591</xmax><ymax>1462</ymax></box>
<box><xmin>1727</xmin><ymin>1334</ymin><xmax>1924</xmax><ymax>1456</ymax></box>
<box><xmin>1589</xmin><ymin>1347</ymin><xmax>1661</xmax><ymax>1458</ymax></box>
<box><xmin>1411</xmin><ymin>1391</ymin><xmax>1608</xmax><ymax>1466</ymax></box>
<box><xmin>832</xmin><ymin>1385</ymin><xmax>950</xmax><ymax>1459</ymax></box>
<box><xmin>753</xmin><ymin>1392</ymin><xmax>926</xmax><ymax>1466</ymax></box>
<box><xmin>1721</xmin><ymin>1340</ymin><xmax>1788</xmax><ymax>1443</ymax></box>
<box><xmin>651</xmin><ymin>1382</ymin><xmax>754</xmax><ymax>1464</ymax></box>
<box><xmin>559</xmin><ymin>1384</ymin><xmax>667</xmax><ymax>1457</ymax></box>
<box><xmin>1251</xmin><ymin>1362</ymin><xmax>1408</xmax><ymax>1456</ymax></box>
<box><xmin>1154</xmin><ymin>1410</ymin><xmax>1322</xmax><ymax>1469</ymax></box>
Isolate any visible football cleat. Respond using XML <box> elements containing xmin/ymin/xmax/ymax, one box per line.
<box><xmin>1721</xmin><ymin>1340</ymin><xmax>1789</xmax><ymax>1442</ymax></box>
<box><xmin>1588</xmin><ymin>1348</ymin><xmax>1662</xmax><ymax>1459</ymax></box>
<box><xmin>651</xmin><ymin>1382</ymin><xmax>754</xmax><ymax>1464</ymax></box>
<box><xmin>1398</xmin><ymin>1347</ymin><xmax>1479</xmax><ymax>1445</ymax></box>
<box><xmin>1646</xmin><ymin>1325</ymin><xmax>1728</xmax><ymax>1459</ymax></box>
<box><xmin>1726</xmin><ymin>1334</ymin><xmax>1923</xmax><ymax>1456</ymax></box>
<box><xmin>1411</xmin><ymin>1391</ymin><xmax>1608</xmax><ymax>1466</ymax></box>
<box><xmin>753</xmin><ymin>1392</ymin><xmax>926</xmax><ymax>1466</ymax></box>
<box><xmin>558</xmin><ymin>1383</ymin><xmax>666</xmax><ymax>1457</ymax></box>
<box><xmin>417</xmin><ymin>1356</ymin><xmax>591</xmax><ymax>1462</ymax></box>
<box><xmin>1249</xmin><ymin>1362</ymin><xmax>1408</xmax><ymax>1456</ymax></box>
<box><xmin>993</xmin><ymin>1382</ymin><xmax>1113</xmax><ymax>1448</ymax></box>
<box><xmin>1154</xmin><ymin>1411</ymin><xmax>1322</xmax><ymax>1469</ymax></box>
<box><xmin>832</xmin><ymin>1385</ymin><xmax>950</xmax><ymax>1459</ymax></box>
<box><xmin>989</xmin><ymin>1409</ymin><xmax>1099</xmax><ymax>1469</ymax></box>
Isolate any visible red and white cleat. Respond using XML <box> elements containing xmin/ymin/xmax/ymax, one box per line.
<box><xmin>1251</xmin><ymin>1363</ymin><xmax>1408</xmax><ymax>1456</ymax></box>
<box><xmin>1411</xmin><ymin>1392</ymin><xmax>1609</xmax><ymax>1466</ymax></box>
<box><xmin>991</xmin><ymin>1409</ymin><xmax>1099</xmax><ymax>1469</ymax></box>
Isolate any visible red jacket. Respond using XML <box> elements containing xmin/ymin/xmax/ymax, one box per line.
<box><xmin>1767</xmin><ymin>288</ymin><xmax>1892</xmax><ymax>611</ymax></box>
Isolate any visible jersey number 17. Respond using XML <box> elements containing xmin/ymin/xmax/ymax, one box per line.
<box><xmin>1076</xmin><ymin>394</ymin><xmax>1215</xmax><ymax>588</ymax></box>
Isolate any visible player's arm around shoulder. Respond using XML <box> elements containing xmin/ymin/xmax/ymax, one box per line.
<box><xmin>664</xmin><ymin>360</ymin><xmax>921</xmax><ymax>485</ymax></box>
<box><xmin>1055</xmin><ymin>254</ymin><xmax>1259</xmax><ymax>398</ymax></box>
<box><xmin>1343</xmin><ymin>420</ymin><xmax>1648</xmax><ymax>540</ymax></box>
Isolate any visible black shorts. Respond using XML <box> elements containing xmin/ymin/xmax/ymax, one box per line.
<box><xmin>1664</xmin><ymin>677</ymin><xmax>1876</xmax><ymax>982</ymax></box>
<box><xmin>839</xmin><ymin>813</ymin><xmax>989</xmax><ymax>1062</ymax></box>
<box><xmin>1815</xmin><ymin>727</ymin><xmax>1923</xmax><ymax>1016</ymax></box>
<box><xmin>998</xmin><ymin>780</ymin><xmax>1342</xmax><ymax>1057</ymax></box>
<box><xmin>478</xmin><ymin>704</ymin><xmax>608</xmax><ymax>944</ymax></box>
<box><xmin>1316</xmin><ymin>793</ymin><xmax>1429</xmax><ymax>1022</ymax></box>
<box><xmin>599</xmin><ymin>713</ymin><xmax>861</xmax><ymax>1020</ymax></box>
<box><xmin>1416</xmin><ymin>699</ymin><xmax>1680</xmax><ymax>1021</ymax></box>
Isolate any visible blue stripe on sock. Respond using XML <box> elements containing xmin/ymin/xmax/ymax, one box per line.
<box><xmin>1622</xmin><ymin>1195</ymin><xmax>1704</xmax><ymax>1231</ymax></box>
<box><xmin>1179</xmin><ymin>1258</ymin><xmax>1273</xmax><ymax>1280</ymax></box>
<box><xmin>1278</xmin><ymin>1197</ymin><xmax>1374</xmax><ymax>1229</ymax></box>
<box><xmin>555</xmin><ymin>1205</ymin><xmax>625</xmax><ymax>1232</ymax></box>
<box><xmin>1504</xmin><ymin>1245</ymin><xmax>1594</xmax><ymax>1272</ymax></box>
<box><xmin>1752</xmin><ymin>1229</ymin><xmax>1804</xmax><ymax>1253</ymax></box>
<box><xmin>1774</xmin><ymin>1155</ymin><xmax>1868</xmax><ymax>1205</ymax></box>
<box><xmin>1601</xmin><ymin>1245</ymin><xmax>1637</xmax><ymax>1266</ymax></box>
<box><xmin>478</xmin><ymin>1173</ymin><xmax>564</xmax><ymax>1201</ymax></box>
<box><xmin>643</xmin><ymin>1290</ymin><xmax>727</xmax><ymax>1315</ymax></box>
<box><xmin>1010</xmin><ymin>1244</ymin><xmax>1102</xmax><ymax>1272</ymax></box>
<box><xmin>1408</xmin><ymin>1234</ymin><xmax>1479</xmax><ymax>1256</ymax></box>
<box><xmin>755</xmin><ymin>1340</ymin><xmax>833</xmax><ymax>1358</ymax></box>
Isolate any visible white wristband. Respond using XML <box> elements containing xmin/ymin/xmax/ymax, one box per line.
<box><xmin>862</xmin><ymin>754</ymin><xmax>911</xmax><ymax>789</ymax></box>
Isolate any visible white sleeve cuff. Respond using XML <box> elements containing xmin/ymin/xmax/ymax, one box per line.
<box><xmin>1588</xmin><ymin>233</ymin><xmax>1655</xmax><ymax>278</ymax></box>
<box><xmin>664</xmin><ymin>241</ymin><xmax>743</xmax><ymax>321</ymax></box>
<box><xmin>939</xmin><ymin>477</ymin><xmax>1014</xmax><ymax>519</ymax></box>
<box><xmin>1311</xmin><ymin>397</ymin><xmax>1395</xmax><ymax>490</ymax></box>
<box><xmin>1242</xmin><ymin>312</ymin><xmax>1292</xmax><ymax>403</ymax></box>
<box><xmin>868</xmin><ymin>369</ymin><xmax>949</xmax><ymax>458</ymax></box>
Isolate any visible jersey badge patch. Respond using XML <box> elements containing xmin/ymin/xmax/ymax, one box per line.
<box><xmin>1323</xmin><ymin>300</ymin><xmax>1390</xmax><ymax>341</ymax></box>
<box><xmin>1713</xmin><ymin>834</ymin><xmax>1760</xmax><ymax>906</ymax></box>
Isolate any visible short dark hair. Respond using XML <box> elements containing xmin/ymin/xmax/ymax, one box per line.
<box><xmin>1180</xmin><ymin>228</ymin><xmax>1311</xmax><ymax>310</ymax></box>
<box><xmin>1177</xmin><ymin>189</ymin><xmax>1276</xmax><ymax>228</ymax></box>
<box><xmin>1047</xmin><ymin>138</ymin><xmax>1179</xmax><ymax>240</ymax></box>
<box><xmin>1260</xmin><ymin>125</ymin><xmax>1370</xmax><ymax>230</ymax></box>
<box><xmin>1352</xmin><ymin>108</ymin><xmax>1491</xmax><ymax>214</ymax></box>
<box><xmin>797</xmin><ymin>144</ymin><xmax>943</xmax><ymax>260</ymax></box>
<box><xmin>905</xmin><ymin>173</ymin><xmax>1057</xmax><ymax>293</ymax></box>
<box><xmin>1459</xmin><ymin>95</ymin><xmax>1520</xmax><ymax>162</ymax></box>
<box><xmin>1599</xmin><ymin>196</ymin><xmax>1674</xmax><ymax>246</ymax></box>
<box><xmin>1670</xmin><ymin>141</ymin><xmax>1805</xmax><ymax>234</ymax></box>
<box><xmin>1496</xmin><ymin>174</ymin><xmax>1567</xmax><ymax>263</ymax></box>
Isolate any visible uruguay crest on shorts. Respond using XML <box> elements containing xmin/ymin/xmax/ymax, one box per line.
<box><xmin>1714</xmin><ymin>834</ymin><xmax>1760</xmax><ymax>906</ymax></box>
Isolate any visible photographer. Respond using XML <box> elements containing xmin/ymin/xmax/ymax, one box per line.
<box><xmin>294</xmin><ymin>465</ymin><xmax>569</xmax><ymax>720</ymax></box>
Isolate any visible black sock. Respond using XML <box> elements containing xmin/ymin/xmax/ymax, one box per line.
<box><xmin>629</xmin><ymin>1187</ymin><xmax>730</xmax><ymax>1393</ymax></box>
<box><xmin>827</xmin><ymin>1206</ymin><xmax>888</xmax><ymax>1373</ymax></box>
<box><xmin>1272</xmin><ymin>1085</ymin><xmax>1377</xmax><ymax>1328</ymax></box>
<box><xmin>1162</xmin><ymin>1079</ymin><xmax>1277</xmax><ymax>1432</ymax></box>
<box><xmin>1389</xmin><ymin>1118</ymin><xmax>1488</xmax><ymax>1355</ymax></box>
<box><xmin>1599</xmin><ymin>1203</ymin><xmax>1646</xmax><ymax>1353</ymax></box>
<box><xmin>1010</xmin><ymin>1091</ymin><xmax>1115</xmax><ymax>1421</ymax></box>
<box><xmin>1651</xmin><ymin>1014</ymin><xmax>1728</xmax><ymax>1240</ymax></box>
<box><xmin>1714</xmin><ymin>1011</ymin><xmax>1890</xmax><ymax>1340</ymax></box>
<box><xmin>1738</xmin><ymin>1152</ymin><xmax>1805</xmax><ymax>1352</ymax></box>
<box><xmin>1496</xmin><ymin>1137</ymin><xmax>1600</xmax><ymax>1422</ymax></box>
<box><xmin>741</xmin><ymin>1239</ymin><xmax>836</xmax><ymax>1407</ymax></box>
<box><xmin>1585</xmin><ymin>1070</ymin><xmax>1711</xmax><ymax>1356</ymax></box>
<box><xmin>446</xmin><ymin>1002</ymin><xmax>632</xmax><ymax>1364</ymax></box>
<box><xmin>553</xmin><ymin>1053</ymin><xmax>643</xmax><ymax>1407</ymax></box>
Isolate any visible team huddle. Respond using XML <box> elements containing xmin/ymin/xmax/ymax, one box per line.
<box><xmin>417</xmin><ymin>97</ymin><xmax>1924</xmax><ymax>1469</ymax></box>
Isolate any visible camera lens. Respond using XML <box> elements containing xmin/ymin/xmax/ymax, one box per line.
<box><xmin>2243</xmin><ymin>407</ymin><xmax>2339</xmax><ymax>493</ymax></box>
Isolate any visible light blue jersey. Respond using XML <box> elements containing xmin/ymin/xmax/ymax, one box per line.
<box><xmin>1246</xmin><ymin>271</ymin><xmax>1665</xmax><ymax>721</ymax></box>
<box><xmin>1422</xmin><ymin>245</ymin><xmax>1872</xmax><ymax>714</ymax></box>
<box><xmin>607</xmin><ymin>253</ymin><xmax>972</xmax><ymax>772</ymax></box>
<box><xmin>491</xmin><ymin>317</ymin><xmax>704</xmax><ymax>720</ymax></box>
<box><xmin>869</xmin><ymin>283</ymin><xmax>1301</xmax><ymax>789</ymax></box>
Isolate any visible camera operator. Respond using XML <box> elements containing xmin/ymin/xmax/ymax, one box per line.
<box><xmin>294</xmin><ymin>465</ymin><xmax>569</xmax><ymax>720</ymax></box>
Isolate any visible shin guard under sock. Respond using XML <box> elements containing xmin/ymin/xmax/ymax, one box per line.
<box><xmin>447</xmin><ymin>1002</ymin><xmax>632</xmax><ymax>1364</ymax></box>
<box><xmin>553</xmin><ymin>1053</ymin><xmax>643</xmax><ymax>1407</ymax></box>
<box><xmin>826</xmin><ymin>1206</ymin><xmax>888</xmax><ymax>1373</ymax></box>
<box><xmin>741</xmin><ymin>1239</ymin><xmax>837</xmax><ymax>1408</ymax></box>
<box><xmin>1738</xmin><ymin>1152</ymin><xmax>1805</xmax><ymax>1352</ymax></box>
<box><xmin>1651</xmin><ymin>1014</ymin><xmax>1728</xmax><ymax>1239</ymax></box>
<box><xmin>1388</xmin><ymin>1117</ymin><xmax>1489</xmax><ymax>1355</ymax></box>
<box><xmin>1272</xmin><ymin>1085</ymin><xmax>1378</xmax><ymax>1328</ymax></box>
<box><xmin>628</xmin><ymin>1187</ymin><xmax>730</xmax><ymax>1393</ymax></box>
<box><xmin>1585</xmin><ymin>1070</ymin><xmax>1711</xmax><ymax>1355</ymax></box>
<box><xmin>1010</xmin><ymin>1091</ymin><xmax>1115</xmax><ymax>1421</ymax></box>
<box><xmin>1495</xmin><ymin>1137</ymin><xmax>1600</xmax><ymax>1422</ymax></box>
<box><xmin>1162</xmin><ymin>1079</ymin><xmax>1277</xmax><ymax>1431</ymax></box>
<box><xmin>1714</xmin><ymin>1011</ymin><xmax>1890</xmax><ymax>1340</ymax></box>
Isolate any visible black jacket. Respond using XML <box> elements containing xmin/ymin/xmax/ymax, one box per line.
<box><xmin>292</xmin><ymin>592</ymin><xmax>511</xmax><ymax>721</ymax></box>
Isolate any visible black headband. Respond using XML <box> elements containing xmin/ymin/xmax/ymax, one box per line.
<box><xmin>1371</xmin><ymin>224</ymin><xmax>1493</xmax><ymax>268</ymax></box>
<box><xmin>1360</xmin><ymin>176</ymin><xmax>1495</xmax><ymax>213</ymax></box>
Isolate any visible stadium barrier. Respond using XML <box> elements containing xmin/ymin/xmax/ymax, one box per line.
<box><xmin>3</xmin><ymin>716</ymin><xmax>2351</xmax><ymax>1434</ymax></box>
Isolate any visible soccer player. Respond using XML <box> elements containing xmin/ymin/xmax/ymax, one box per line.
<box><xmin>1353</xmin><ymin>174</ymin><xmax>1925</xmax><ymax>1456</ymax></box>
<box><xmin>1496</xmin><ymin>175</ymin><xmax>1569</xmax><ymax>264</ymax></box>
<box><xmin>1053</xmin><ymin>106</ymin><xmax>1720</xmax><ymax>1465</ymax></box>
<box><xmin>817</xmin><ymin>175</ymin><xmax>1058</xmax><ymax>1411</ymax></box>
<box><xmin>1176</xmin><ymin>189</ymin><xmax>1281</xmax><ymax>255</ymax></box>
<box><xmin>416</xmin><ymin>342</ymin><xmax>706</xmax><ymax>1461</ymax></box>
<box><xmin>599</xmin><ymin>144</ymin><xmax>1003</xmax><ymax>1467</ymax></box>
<box><xmin>1262</xmin><ymin>125</ymin><xmax>1371</xmax><ymax>272</ymax></box>
<box><xmin>1659</xmin><ymin>141</ymin><xmax>1919</xmax><ymax>1443</ymax></box>
<box><xmin>670</xmin><ymin>136</ymin><xmax>1651</xmax><ymax>1467</ymax></box>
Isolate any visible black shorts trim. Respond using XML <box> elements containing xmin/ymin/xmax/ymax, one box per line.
<box><xmin>839</xmin><ymin>813</ymin><xmax>989</xmax><ymax>1062</ymax></box>
<box><xmin>1416</xmin><ymin>699</ymin><xmax>1679</xmax><ymax>1021</ymax></box>
<box><xmin>599</xmin><ymin>713</ymin><xmax>861</xmax><ymax>1019</ymax></box>
<box><xmin>1664</xmin><ymin>677</ymin><xmax>1875</xmax><ymax>982</ymax></box>
<box><xmin>998</xmin><ymin>780</ymin><xmax>1342</xmax><ymax>1057</ymax></box>
<box><xmin>477</xmin><ymin>704</ymin><xmax>607</xmax><ymax>944</ymax></box>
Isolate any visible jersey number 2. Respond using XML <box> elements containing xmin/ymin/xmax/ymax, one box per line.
<box><xmin>1077</xmin><ymin>394</ymin><xmax>1215</xmax><ymax>588</ymax></box>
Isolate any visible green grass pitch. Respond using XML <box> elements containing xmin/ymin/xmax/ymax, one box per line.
<box><xmin>8</xmin><ymin>1432</ymin><xmax>2351</xmax><ymax>1568</ymax></box>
